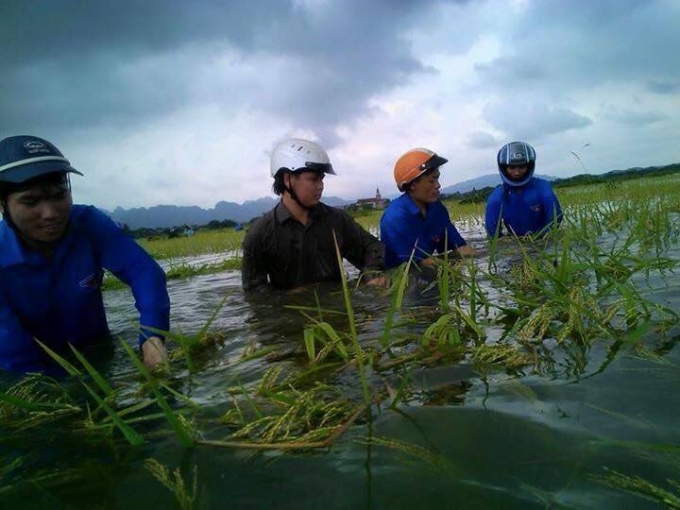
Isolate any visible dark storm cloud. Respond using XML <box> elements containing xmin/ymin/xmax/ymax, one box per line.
<box><xmin>647</xmin><ymin>79</ymin><xmax>680</xmax><ymax>94</ymax></box>
<box><xmin>0</xmin><ymin>0</ymin><xmax>463</xmax><ymax>146</ymax></box>
<box><xmin>476</xmin><ymin>1</ymin><xmax>680</xmax><ymax>93</ymax></box>
<box><xmin>598</xmin><ymin>105</ymin><xmax>667</xmax><ymax>126</ymax></box>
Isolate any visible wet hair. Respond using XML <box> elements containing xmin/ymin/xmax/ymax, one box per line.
<box><xmin>272</xmin><ymin>169</ymin><xmax>288</xmax><ymax>196</ymax></box>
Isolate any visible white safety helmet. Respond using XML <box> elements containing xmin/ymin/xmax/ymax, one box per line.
<box><xmin>270</xmin><ymin>138</ymin><xmax>336</xmax><ymax>177</ymax></box>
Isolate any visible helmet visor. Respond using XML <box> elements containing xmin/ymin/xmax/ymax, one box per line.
<box><xmin>423</xmin><ymin>154</ymin><xmax>448</xmax><ymax>172</ymax></box>
<box><xmin>304</xmin><ymin>161</ymin><xmax>336</xmax><ymax>175</ymax></box>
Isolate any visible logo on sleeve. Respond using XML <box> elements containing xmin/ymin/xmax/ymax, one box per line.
<box><xmin>79</xmin><ymin>272</ymin><xmax>102</xmax><ymax>289</ymax></box>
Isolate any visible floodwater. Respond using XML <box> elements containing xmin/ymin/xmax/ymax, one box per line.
<box><xmin>2</xmin><ymin>223</ymin><xmax>679</xmax><ymax>509</ymax></box>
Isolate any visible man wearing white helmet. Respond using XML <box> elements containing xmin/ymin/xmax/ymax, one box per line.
<box><xmin>0</xmin><ymin>135</ymin><xmax>170</xmax><ymax>374</ymax></box>
<box><xmin>242</xmin><ymin>138</ymin><xmax>386</xmax><ymax>290</ymax></box>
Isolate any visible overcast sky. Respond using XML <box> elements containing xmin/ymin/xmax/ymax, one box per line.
<box><xmin>1</xmin><ymin>0</ymin><xmax>678</xmax><ymax>209</ymax></box>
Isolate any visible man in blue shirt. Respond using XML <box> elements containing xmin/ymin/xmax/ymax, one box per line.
<box><xmin>485</xmin><ymin>141</ymin><xmax>562</xmax><ymax>237</ymax></box>
<box><xmin>0</xmin><ymin>135</ymin><xmax>170</xmax><ymax>374</ymax></box>
<box><xmin>380</xmin><ymin>147</ymin><xmax>475</xmax><ymax>269</ymax></box>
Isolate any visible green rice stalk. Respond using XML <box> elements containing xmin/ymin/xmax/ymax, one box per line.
<box><xmin>119</xmin><ymin>339</ymin><xmax>195</xmax><ymax>448</ymax></box>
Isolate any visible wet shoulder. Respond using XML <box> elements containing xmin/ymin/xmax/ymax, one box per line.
<box><xmin>318</xmin><ymin>203</ymin><xmax>353</xmax><ymax>225</ymax></box>
<box><xmin>487</xmin><ymin>185</ymin><xmax>504</xmax><ymax>203</ymax></box>
<box><xmin>244</xmin><ymin>207</ymin><xmax>276</xmax><ymax>240</ymax></box>
<box><xmin>382</xmin><ymin>194</ymin><xmax>413</xmax><ymax>221</ymax></box>
<box><xmin>531</xmin><ymin>178</ymin><xmax>555</xmax><ymax>194</ymax></box>
<box><xmin>70</xmin><ymin>205</ymin><xmax>117</xmax><ymax>231</ymax></box>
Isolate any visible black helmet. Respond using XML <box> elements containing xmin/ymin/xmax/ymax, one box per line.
<box><xmin>0</xmin><ymin>135</ymin><xmax>83</xmax><ymax>184</ymax></box>
<box><xmin>497</xmin><ymin>141</ymin><xmax>536</xmax><ymax>187</ymax></box>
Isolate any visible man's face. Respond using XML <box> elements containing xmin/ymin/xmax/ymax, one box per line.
<box><xmin>506</xmin><ymin>164</ymin><xmax>528</xmax><ymax>180</ymax></box>
<box><xmin>287</xmin><ymin>170</ymin><xmax>325</xmax><ymax>207</ymax></box>
<box><xmin>409</xmin><ymin>169</ymin><xmax>441</xmax><ymax>206</ymax></box>
<box><xmin>5</xmin><ymin>180</ymin><xmax>72</xmax><ymax>245</ymax></box>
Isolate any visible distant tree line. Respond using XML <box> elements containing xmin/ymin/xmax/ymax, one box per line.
<box><xmin>127</xmin><ymin>218</ymin><xmax>241</xmax><ymax>239</ymax></box>
<box><xmin>443</xmin><ymin>162</ymin><xmax>680</xmax><ymax>204</ymax></box>
<box><xmin>121</xmin><ymin>162</ymin><xmax>680</xmax><ymax>234</ymax></box>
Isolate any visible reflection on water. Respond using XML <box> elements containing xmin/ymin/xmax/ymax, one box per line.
<box><xmin>2</xmin><ymin>224</ymin><xmax>679</xmax><ymax>509</ymax></box>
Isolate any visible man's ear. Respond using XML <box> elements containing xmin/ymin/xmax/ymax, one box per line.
<box><xmin>283</xmin><ymin>172</ymin><xmax>293</xmax><ymax>188</ymax></box>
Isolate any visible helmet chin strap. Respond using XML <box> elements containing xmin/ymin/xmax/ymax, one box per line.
<box><xmin>284</xmin><ymin>173</ymin><xmax>313</xmax><ymax>210</ymax></box>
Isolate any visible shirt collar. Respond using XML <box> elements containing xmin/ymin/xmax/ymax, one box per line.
<box><xmin>274</xmin><ymin>201</ymin><xmax>327</xmax><ymax>224</ymax></box>
<box><xmin>0</xmin><ymin>213</ymin><xmax>78</xmax><ymax>269</ymax></box>
<box><xmin>401</xmin><ymin>193</ymin><xmax>426</xmax><ymax>216</ymax></box>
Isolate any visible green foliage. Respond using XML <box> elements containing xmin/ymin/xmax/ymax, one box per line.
<box><xmin>145</xmin><ymin>458</ymin><xmax>201</xmax><ymax>510</ymax></box>
<box><xmin>596</xmin><ymin>468</ymin><xmax>680</xmax><ymax>508</ymax></box>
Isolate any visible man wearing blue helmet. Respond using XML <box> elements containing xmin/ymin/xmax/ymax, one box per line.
<box><xmin>0</xmin><ymin>135</ymin><xmax>170</xmax><ymax>374</ymax></box>
<box><xmin>485</xmin><ymin>141</ymin><xmax>562</xmax><ymax>238</ymax></box>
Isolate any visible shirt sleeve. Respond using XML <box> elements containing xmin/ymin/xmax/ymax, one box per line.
<box><xmin>485</xmin><ymin>191</ymin><xmax>503</xmax><ymax>237</ymax></box>
<box><xmin>436</xmin><ymin>203</ymin><xmax>466</xmax><ymax>252</ymax></box>
<box><xmin>241</xmin><ymin>218</ymin><xmax>271</xmax><ymax>291</ymax></box>
<box><xmin>544</xmin><ymin>186</ymin><xmax>563</xmax><ymax>228</ymax></box>
<box><xmin>380</xmin><ymin>208</ymin><xmax>423</xmax><ymax>266</ymax></box>
<box><xmin>338</xmin><ymin>210</ymin><xmax>385</xmax><ymax>273</ymax></box>
<box><xmin>87</xmin><ymin>208</ymin><xmax>170</xmax><ymax>346</ymax></box>
<box><xmin>0</xmin><ymin>288</ymin><xmax>47</xmax><ymax>373</ymax></box>
<box><xmin>443</xmin><ymin>223</ymin><xmax>467</xmax><ymax>250</ymax></box>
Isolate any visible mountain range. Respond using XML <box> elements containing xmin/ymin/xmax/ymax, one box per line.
<box><xmin>105</xmin><ymin>173</ymin><xmax>548</xmax><ymax>229</ymax></box>
<box><xmin>104</xmin><ymin>163</ymin><xmax>680</xmax><ymax>229</ymax></box>
<box><xmin>107</xmin><ymin>196</ymin><xmax>351</xmax><ymax>229</ymax></box>
<box><xmin>440</xmin><ymin>174</ymin><xmax>556</xmax><ymax>195</ymax></box>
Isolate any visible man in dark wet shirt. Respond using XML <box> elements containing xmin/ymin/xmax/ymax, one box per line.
<box><xmin>241</xmin><ymin>138</ymin><xmax>387</xmax><ymax>291</ymax></box>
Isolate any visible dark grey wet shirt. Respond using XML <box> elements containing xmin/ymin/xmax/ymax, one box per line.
<box><xmin>242</xmin><ymin>202</ymin><xmax>385</xmax><ymax>290</ymax></box>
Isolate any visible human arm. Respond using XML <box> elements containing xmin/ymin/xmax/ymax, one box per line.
<box><xmin>532</xmin><ymin>183</ymin><xmax>563</xmax><ymax>237</ymax></box>
<box><xmin>86</xmin><ymin>208</ymin><xmax>170</xmax><ymax>363</ymax></box>
<box><xmin>0</xmin><ymin>288</ymin><xmax>48</xmax><ymax>373</ymax></box>
<box><xmin>337</xmin><ymin>211</ymin><xmax>386</xmax><ymax>284</ymax></box>
<box><xmin>241</xmin><ymin>219</ymin><xmax>272</xmax><ymax>291</ymax></box>
<box><xmin>380</xmin><ymin>207</ymin><xmax>430</xmax><ymax>267</ymax></box>
<box><xmin>544</xmin><ymin>187</ymin><xmax>563</xmax><ymax>229</ymax></box>
<box><xmin>434</xmin><ymin>202</ymin><xmax>473</xmax><ymax>257</ymax></box>
<box><xmin>485</xmin><ymin>191</ymin><xmax>504</xmax><ymax>238</ymax></box>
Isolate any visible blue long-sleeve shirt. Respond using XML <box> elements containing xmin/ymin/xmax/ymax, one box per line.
<box><xmin>380</xmin><ymin>193</ymin><xmax>467</xmax><ymax>269</ymax></box>
<box><xmin>0</xmin><ymin>205</ymin><xmax>170</xmax><ymax>373</ymax></box>
<box><xmin>485</xmin><ymin>178</ymin><xmax>562</xmax><ymax>237</ymax></box>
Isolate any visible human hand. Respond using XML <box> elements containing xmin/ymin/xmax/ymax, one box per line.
<box><xmin>141</xmin><ymin>336</ymin><xmax>168</xmax><ymax>372</ymax></box>
<box><xmin>456</xmin><ymin>245</ymin><xmax>477</xmax><ymax>257</ymax></box>
<box><xmin>364</xmin><ymin>274</ymin><xmax>390</xmax><ymax>288</ymax></box>
<box><xmin>419</xmin><ymin>257</ymin><xmax>439</xmax><ymax>267</ymax></box>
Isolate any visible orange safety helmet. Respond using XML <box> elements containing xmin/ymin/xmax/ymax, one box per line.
<box><xmin>393</xmin><ymin>148</ymin><xmax>448</xmax><ymax>192</ymax></box>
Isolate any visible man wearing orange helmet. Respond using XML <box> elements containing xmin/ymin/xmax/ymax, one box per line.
<box><xmin>380</xmin><ymin>148</ymin><xmax>475</xmax><ymax>268</ymax></box>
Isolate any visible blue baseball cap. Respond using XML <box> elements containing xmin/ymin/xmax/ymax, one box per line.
<box><xmin>0</xmin><ymin>135</ymin><xmax>83</xmax><ymax>184</ymax></box>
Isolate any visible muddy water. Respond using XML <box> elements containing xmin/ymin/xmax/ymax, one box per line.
<box><xmin>3</xmin><ymin>224</ymin><xmax>679</xmax><ymax>509</ymax></box>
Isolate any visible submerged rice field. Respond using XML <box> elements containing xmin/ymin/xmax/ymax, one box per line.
<box><xmin>2</xmin><ymin>174</ymin><xmax>680</xmax><ymax>509</ymax></box>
